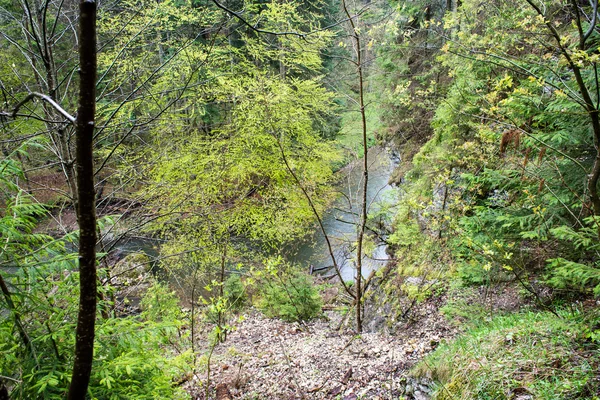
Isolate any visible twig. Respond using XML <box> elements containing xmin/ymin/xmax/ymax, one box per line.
<box><xmin>338</xmin><ymin>334</ymin><xmax>359</xmax><ymax>355</ymax></box>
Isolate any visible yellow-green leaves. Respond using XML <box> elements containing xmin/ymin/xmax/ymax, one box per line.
<box><xmin>143</xmin><ymin>71</ymin><xmax>340</xmax><ymax>272</ymax></box>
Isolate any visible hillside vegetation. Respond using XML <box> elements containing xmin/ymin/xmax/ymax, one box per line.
<box><xmin>375</xmin><ymin>0</ymin><xmax>600</xmax><ymax>397</ymax></box>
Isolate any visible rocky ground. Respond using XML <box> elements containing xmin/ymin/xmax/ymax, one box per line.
<box><xmin>188</xmin><ymin>303</ymin><xmax>455</xmax><ymax>400</ymax></box>
<box><xmin>183</xmin><ymin>279</ymin><xmax>533</xmax><ymax>400</ymax></box>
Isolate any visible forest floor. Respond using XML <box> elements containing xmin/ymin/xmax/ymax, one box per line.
<box><xmin>185</xmin><ymin>282</ymin><xmax>532</xmax><ymax>400</ymax></box>
<box><xmin>188</xmin><ymin>302</ymin><xmax>455</xmax><ymax>400</ymax></box>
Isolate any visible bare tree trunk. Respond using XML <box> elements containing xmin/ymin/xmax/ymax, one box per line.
<box><xmin>342</xmin><ymin>0</ymin><xmax>367</xmax><ymax>333</ymax></box>
<box><xmin>589</xmin><ymin>150</ymin><xmax>600</xmax><ymax>216</ymax></box>
<box><xmin>68</xmin><ymin>1</ymin><xmax>98</xmax><ymax>398</ymax></box>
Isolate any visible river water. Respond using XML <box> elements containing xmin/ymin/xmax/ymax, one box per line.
<box><xmin>286</xmin><ymin>146</ymin><xmax>397</xmax><ymax>281</ymax></box>
<box><xmin>107</xmin><ymin>147</ymin><xmax>397</xmax><ymax>283</ymax></box>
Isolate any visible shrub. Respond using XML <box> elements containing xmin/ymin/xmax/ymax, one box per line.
<box><xmin>257</xmin><ymin>272</ymin><xmax>322</xmax><ymax>322</ymax></box>
<box><xmin>1</xmin><ymin>272</ymin><xmax>191</xmax><ymax>399</ymax></box>
<box><xmin>224</xmin><ymin>274</ymin><xmax>247</xmax><ymax>310</ymax></box>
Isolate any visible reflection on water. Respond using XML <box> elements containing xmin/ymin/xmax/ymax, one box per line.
<box><xmin>287</xmin><ymin>147</ymin><xmax>397</xmax><ymax>281</ymax></box>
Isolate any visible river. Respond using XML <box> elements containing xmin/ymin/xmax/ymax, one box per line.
<box><xmin>107</xmin><ymin>147</ymin><xmax>397</xmax><ymax>283</ymax></box>
<box><xmin>286</xmin><ymin>146</ymin><xmax>397</xmax><ymax>281</ymax></box>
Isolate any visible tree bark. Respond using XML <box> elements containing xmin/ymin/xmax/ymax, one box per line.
<box><xmin>68</xmin><ymin>1</ymin><xmax>98</xmax><ymax>399</ymax></box>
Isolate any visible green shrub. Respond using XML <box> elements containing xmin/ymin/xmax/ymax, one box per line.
<box><xmin>257</xmin><ymin>272</ymin><xmax>322</xmax><ymax>322</ymax></box>
<box><xmin>224</xmin><ymin>274</ymin><xmax>247</xmax><ymax>310</ymax></box>
<box><xmin>90</xmin><ymin>306</ymin><xmax>191</xmax><ymax>400</ymax></box>
<box><xmin>1</xmin><ymin>270</ymin><xmax>191</xmax><ymax>399</ymax></box>
<box><xmin>140</xmin><ymin>281</ymin><xmax>183</xmax><ymax>322</ymax></box>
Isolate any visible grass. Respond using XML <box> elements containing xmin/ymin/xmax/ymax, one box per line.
<box><xmin>438</xmin><ymin>283</ymin><xmax>496</xmax><ymax>326</ymax></box>
<box><xmin>413</xmin><ymin>309</ymin><xmax>600</xmax><ymax>399</ymax></box>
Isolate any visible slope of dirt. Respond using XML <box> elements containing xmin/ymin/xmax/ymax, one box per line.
<box><xmin>190</xmin><ymin>308</ymin><xmax>455</xmax><ymax>400</ymax></box>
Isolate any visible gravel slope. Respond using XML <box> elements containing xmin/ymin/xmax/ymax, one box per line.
<box><xmin>191</xmin><ymin>308</ymin><xmax>453</xmax><ymax>400</ymax></box>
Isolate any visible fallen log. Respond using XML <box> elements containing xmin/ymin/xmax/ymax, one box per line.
<box><xmin>309</xmin><ymin>264</ymin><xmax>333</xmax><ymax>275</ymax></box>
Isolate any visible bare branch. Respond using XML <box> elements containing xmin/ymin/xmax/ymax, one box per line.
<box><xmin>584</xmin><ymin>0</ymin><xmax>598</xmax><ymax>42</ymax></box>
<box><xmin>10</xmin><ymin>92</ymin><xmax>75</xmax><ymax>123</ymax></box>
<box><xmin>211</xmin><ymin>0</ymin><xmax>307</xmax><ymax>38</ymax></box>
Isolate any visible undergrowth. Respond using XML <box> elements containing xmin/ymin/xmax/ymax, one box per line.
<box><xmin>413</xmin><ymin>310</ymin><xmax>600</xmax><ymax>400</ymax></box>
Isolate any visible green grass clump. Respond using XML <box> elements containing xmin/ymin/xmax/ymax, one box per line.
<box><xmin>413</xmin><ymin>310</ymin><xmax>600</xmax><ymax>399</ymax></box>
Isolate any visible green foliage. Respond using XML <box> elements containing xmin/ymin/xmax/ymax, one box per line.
<box><xmin>90</xmin><ymin>0</ymin><xmax>345</xmax><ymax>350</ymax></box>
<box><xmin>546</xmin><ymin>258</ymin><xmax>600</xmax><ymax>297</ymax></box>
<box><xmin>1</xmin><ymin>275</ymin><xmax>191</xmax><ymax>399</ymax></box>
<box><xmin>0</xmin><ymin>155</ymin><xmax>190</xmax><ymax>399</ymax></box>
<box><xmin>257</xmin><ymin>273</ymin><xmax>322</xmax><ymax>322</ymax></box>
<box><xmin>337</xmin><ymin>91</ymin><xmax>381</xmax><ymax>156</ymax></box>
<box><xmin>388</xmin><ymin>228</ymin><xmax>448</xmax><ymax>303</ymax></box>
<box><xmin>143</xmin><ymin>71</ymin><xmax>341</xmax><ymax>308</ymax></box>
<box><xmin>414</xmin><ymin>310</ymin><xmax>600</xmax><ymax>399</ymax></box>
<box><xmin>374</xmin><ymin>0</ymin><xmax>447</xmax><ymax>174</ymax></box>
<box><xmin>545</xmin><ymin>217</ymin><xmax>600</xmax><ymax>296</ymax></box>
<box><xmin>0</xmin><ymin>150</ymin><xmax>78</xmax><ymax>397</ymax></box>
<box><xmin>145</xmin><ymin>73</ymin><xmax>340</xmax><ymax>244</ymax></box>
<box><xmin>89</xmin><ymin>285</ymin><xmax>191</xmax><ymax>400</ymax></box>
<box><xmin>381</xmin><ymin>0</ymin><xmax>600</xmax><ymax>305</ymax></box>
<box><xmin>400</xmin><ymin>279</ymin><xmax>440</xmax><ymax>303</ymax></box>
<box><xmin>377</xmin><ymin>1</ymin><xmax>600</xmax><ymax>396</ymax></box>
<box><xmin>254</xmin><ymin>259</ymin><xmax>322</xmax><ymax>322</ymax></box>
<box><xmin>224</xmin><ymin>274</ymin><xmax>247</xmax><ymax>311</ymax></box>
<box><xmin>140</xmin><ymin>282</ymin><xmax>184</xmax><ymax>323</ymax></box>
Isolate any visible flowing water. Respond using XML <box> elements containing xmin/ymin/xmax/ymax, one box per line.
<box><xmin>287</xmin><ymin>146</ymin><xmax>397</xmax><ymax>281</ymax></box>
<box><xmin>107</xmin><ymin>147</ymin><xmax>397</xmax><ymax>283</ymax></box>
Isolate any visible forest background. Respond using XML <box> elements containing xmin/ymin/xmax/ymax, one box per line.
<box><xmin>1</xmin><ymin>0</ymin><xmax>600</xmax><ymax>398</ymax></box>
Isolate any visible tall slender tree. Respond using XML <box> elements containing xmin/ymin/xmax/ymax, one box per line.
<box><xmin>68</xmin><ymin>0</ymin><xmax>97</xmax><ymax>398</ymax></box>
<box><xmin>342</xmin><ymin>0</ymin><xmax>369</xmax><ymax>333</ymax></box>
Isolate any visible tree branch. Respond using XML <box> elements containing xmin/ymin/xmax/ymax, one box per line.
<box><xmin>9</xmin><ymin>91</ymin><xmax>75</xmax><ymax>123</ymax></box>
<box><xmin>211</xmin><ymin>0</ymin><xmax>307</xmax><ymax>38</ymax></box>
<box><xmin>584</xmin><ymin>0</ymin><xmax>598</xmax><ymax>42</ymax></box>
